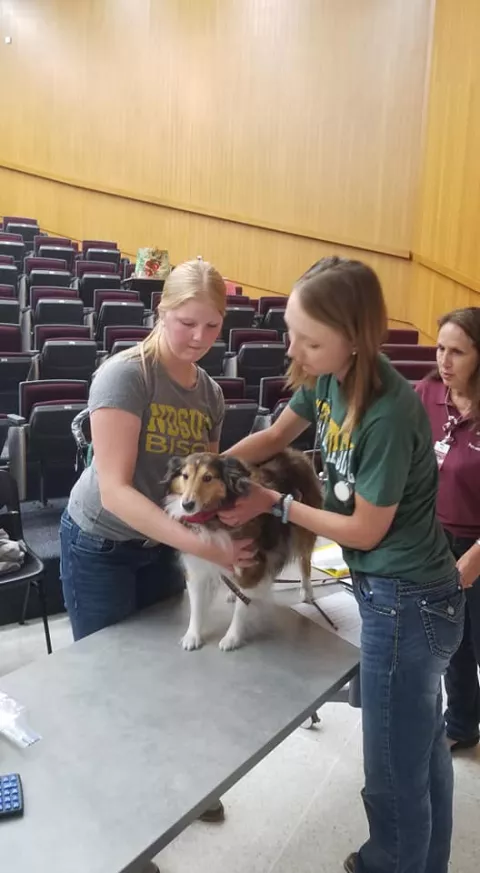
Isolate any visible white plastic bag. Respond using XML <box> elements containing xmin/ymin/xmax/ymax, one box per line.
<box><xmin>0</xmin><ymin>691</ymin><xmax>42</xmax><ymax>748</ymax></box>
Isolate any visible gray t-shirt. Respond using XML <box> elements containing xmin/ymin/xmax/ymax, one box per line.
<box><xmin>68</xmin><ymin>353</ymin><xmax>225</xmax><ymax>540</ymax></box>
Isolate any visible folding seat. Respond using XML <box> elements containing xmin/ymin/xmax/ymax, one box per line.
<box><xmin>85</xmin><ymin>247</ymin><xmax>121</xmax><ymax>268</ymax></box>
<box><xmin>33</xmin><ymin>298</ymin><xmax>85</xmax><ymax>327</ymax></box>
<box><xmin>198</xmin><ymin>341</ymin><xmax>226</xmax><ymax>377</ymax></box>
<box><xmin>392</xmin><ymin>361</ymin><xmax>434</xmax><ymax>382</ymax></box>
<box><xmin>34</xmin><ymin>324</ymin><xmax>91</xmax><ymax>352</ymax></box>
<box><xmin>228</xmin><ymin>328</ymin><xmax>278</xmax><ymax>353</ymax></box>
<box><xmin>8</xmin><ymin>380</ymin><xmax>89</xmax><ymax>502</ymax></box>
<box><xmin>382</xmin><ymin>343</ymin><xmax>437</xmax><ymax>362</ymax></box>
<box><xmin>0</xmin><ymin>284</ymin><xmax>16</xmax><ymax>298</ymax></box>
<box><xmin>0</xmin><ymin>254</ymin><xmax>15</xmax><ymax>265</ymax></box>
<box><xmin>0</xmin><ymin>339</ymin><xmax>35</xmax><ymax>415</ymax></box>
<box><xmin>29</xmin><ymin>286</ymin><xmax>79</xmax><ymax>312</ymax></box>
<box><xmin>2</xmin><ymin>216</ymin><xmax>38</xmax><ymax>228</ymax></box>
<box><xmin>219</xmin><ymin>402</ymin><xmax>260</xmax><ymax>452</ymax></box>
<box><xmin>0</xmin><ymin>263</ymin><xmax>18</xmax><ymax>291</ymax></box>
<box><xmin>124</xmin><ymin>262</ymin><xmax>135</xmax><ymax>281</ymax></box>
<box><xmin>386</xmin><ymin>328</ymin><xmax>419</xmax><ymax>344</ymax></box>
<box><xmin>221</xmin><ymin>306</ymin><xmax>256</xmax><ymax>343</ymax></box>
<box><xmin>0</xmin><ymin>299</ymin><xmax>20</xmax><ymax>324</ymax></box>
<box><xmin>0</xmin><ymin>238</ymin><xmax>25</xmax><ymax>268</ymax></box>
<box><xmin>75</xmin><ymin>262</ymin><xmax>121</xmax><ymax>308</ymax></box>
<box><xmin>89</xmin><ymin>289</ymin><xmax>140</xmax><ymax>336</ymax></box>
<box><xmin>103</xmin><ymin>325</ymin><xmax>150</xmax><ymax>354</ymax></box>
<box><xmin>94</xmin><ymin>300</ymin><xmax>145</xmax><ymax>341</ymax></box>
<box><xmin>5</xmin><ymin>222</ymin><xmax>39</xmax><ymax>247</ymax></box>
<box><xmin>262</xmin><ymin>307</ymin><xmax>287</xmax><ymax>333</ymax></box>
<box><xmin>150</xmin><ymin>291</ymin><xmax>162</xmax><ymax>313</ymax></box>
<box><xmin>34</xmin><ymin>339</ymin><xmax>98</xmax><ymax>383</ymax></box>
<box><xmin>38</xmin><ymin>243</ymin><xmax>76</xmax><ymax>271</ymax></box>
<box><xmin>109</xmin><ymin>340</ymin><xmax>139</xmax><ymax>356</ymax></box>
<box><xmin>20</xmin><ymin>258</ymin><xmax>70</xmax><ymax>308</ymax></box>
<box><xmin>258</xmin><ymin>376</ymin><xmax>292</xmax><ymax>412</ymax></box>
<box><xmin>82</xmin><ymin>239</ymin><xmax>118</xmax><ymax>255</ymax></box>
<box><xmin>33</xmin><ymin>235</ymin><xmax>73</xmax><ymax>255</ymax></box>
<box><xmin>255</xmin><ymin>296</ymin><xmax>287</xmax><ymax>325</ymax></box>
<box><xmin>124</xmin><ymin>276</ymin><xmax>164</xmax><ymax>309</ymax></box>
<box><xmin>224</xmin><ymin>341</ymin><xmax>287</xmax><ymax>400</ymax></box>
<box><xmin>214</xmin><ymin>377</ymin><xmax>246</xmax><ymax>400</ymax></box>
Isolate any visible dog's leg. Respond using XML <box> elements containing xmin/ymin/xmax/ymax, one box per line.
<box><xmin>299</xmin><ymin>552</ymin><xmax>315</xmax><ymax>603</ymax></box>
<box><xmin>219</xmin><ymin>579</ymin><xmax>272</xmax><ymax>651</ymax></box>
<box><xmin>182</xmin><ymin>568</ymin><xmax>216</xmax><ymax>651</ymax></box>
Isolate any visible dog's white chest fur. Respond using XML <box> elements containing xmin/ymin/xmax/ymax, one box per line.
<box><xmin>164</xmin><ymin>494</ymin><xmax>271</xmax><ymax>652</ymax></box>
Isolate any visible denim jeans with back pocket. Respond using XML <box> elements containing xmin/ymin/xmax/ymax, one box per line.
<box><xmin>352</xmin><ymin>571</ymin><xmax>464</xmax><ymax>873</ymax></box>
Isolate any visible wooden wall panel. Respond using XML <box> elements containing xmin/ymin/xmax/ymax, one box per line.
<box><xmin>414</xmin><ymin>0</ymin><xmax>480</xmax><ymax>291</ymax></box>
<box><xmin>0</xmin><ymin>0</ymin><xmax>432</xmax><ymax>255</ymax></box>
<box><xmin>0</xmin><ymin>164</ymin><xmax>412</xmax><ymax>313</ymax></box>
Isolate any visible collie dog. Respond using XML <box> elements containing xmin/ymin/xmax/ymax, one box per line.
<box><xmin>162</xmin><ymin>449</ymin><xmax>323</xmax><ymax>652</ymax></box>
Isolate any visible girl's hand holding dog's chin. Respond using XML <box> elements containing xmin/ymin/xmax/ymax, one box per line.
<box><xmin>218</xmin><ymin>483</ymin><xmax>279</xmax><ymax>527</ymax></box>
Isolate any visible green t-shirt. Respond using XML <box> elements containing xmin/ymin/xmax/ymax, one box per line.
<box><xmin>289</xmin><ymin>355</ymin><xmax>455</xmax><ymax>583</ymax></box>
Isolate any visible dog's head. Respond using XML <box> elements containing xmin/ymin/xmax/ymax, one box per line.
<box><xmin>163</xmin><ymin>453</ymin><xmax>251</xmax><ymax>517</ymax></box>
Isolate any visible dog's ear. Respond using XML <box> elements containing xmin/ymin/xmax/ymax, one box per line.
<box><xmin>220</xmin><ymin>456</ymin><xmax>251</xmax><ymax>497</ymax></box>
<box><xmin>161</xmin><ymin>455</ymin><xmax>184</xmax><ymax>486</ymax></box>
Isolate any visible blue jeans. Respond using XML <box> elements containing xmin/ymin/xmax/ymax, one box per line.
<box><xmin>60</xmin><ymin>511</ymin><xmax>185</xmax><ymax>641</ymax></box>
<box><xmin>352</xmin><ymin>571</ymin><xmax>464</xmax><ymax>873</ymax></box>
<box><xmin>443</xmin><ymin>530</ymin><xmax>480</xmax><ymax>743</ymax></box>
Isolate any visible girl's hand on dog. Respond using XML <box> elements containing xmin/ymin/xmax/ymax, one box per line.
<box><xmin>219</xmin><ymin>483</ymin><xmax>280</xmax><ymax>527</ymax></box>
<box><xmin>206</xmin><ymin>537</ymin><xmax>257</xmax><ymax>572</ymax></box>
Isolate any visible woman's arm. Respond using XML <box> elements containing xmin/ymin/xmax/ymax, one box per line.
<box><xmin>457</xmin><ymin>541</ymin><xmax>480</xmax><ymax>588</ymax></box>
<box><xmin>91</xmin><ymin>408</ymin><xmax>254</xmax><ymax>567</ymax></box>
<box><xmin>222</xmin><ymin>406</ymin><xmax>311</xmax><ymax>463</ymax></box>
<box><xmin>219</xmin><ymin>483</ymin><xmax>397</xmax><ymax>551</ymax></box>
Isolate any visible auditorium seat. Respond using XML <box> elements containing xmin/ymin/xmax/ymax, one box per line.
<box><xmin>5</xmin><ymin>222</ymin><xmax>39</xmax><ymax>248</ymax></box>
<box><xmin>228</xmin><ymin>328</ymin><xmax>278</xmax><ymax>353</ymax></box>
<box><xmin>262</xmin><ymin>307</ymin><xmax>287</xmax><ymax>333</ymax></box>
<box><xmin>0</xmin><ymin>263</ymin><xmax>18</xmax><ymax>291</ymax></box>
<box><xmin>0</xmin><ymin>349</ymin><xmax>35</xmax><ymax>414</ymax></box>
<box><xmin>82</xmin><ymin>239</ymin><xmax>118</xmax><ymax>255</ymax></box>
<box><xmin>0</xmin><ymin>238</ymin><xmax>25</xmax><ymax>268</ymax></box>
<box><xmin>34</xmin><ymin>324</ymin><xmax>91</xmax><ymax>352</ymax></box>
<box><xmin>8</xmin><ymin>380</ymin><xmax>89</xmax><ymax>502</ymax></box>
<box><xmin>392</xmin><ymin>360</ymin><xmax>434</xmax><ymax>381</ymax></box>
<box><xmin>0</xmin><ymin>254</ymin><xmax>15</xmax><ymax>265</ymax></box>
<box><xmin>198</xmin><ymin>341</ymin><xmax>227</xmax><ymax>377</ymax></box>
<box><xmin>382</xmin><ymin>343</ymin><xmax>436</xmax><ymax>362</ymax></box>
<box><xmin>76</xmin><ymin>268</ymin><xmax>121</xmax><ymax>308</ymax></box>
<box><xmin>224</xmin><ymin>341</ymin><xmax>287</xmax><ymax>400</ymax></box>
<box><xmin>221</xmin><ymin>295</ymin><xmax>251</xmax><ymax>308</ymax></box>
<box><xmin>33</xmin><ymin>235</ymin><xmax>73</xmax><ymax>255</ymax></box>
<box><xmin>38</xmin><ymin>243</ymin><xmax>77</xmax><ymax>271</ymax></box>
<box><xmin>85</xmin><ymin>247</ymin><xmax>121</xmax><ymax>268</ymax></box>
<box><xmin>256</xmin><ymin>296</ymin><xmax>287</xmax><ymax>323</ymax></box>
<box><xmin>0</xmin><ymin>284</ymin><xmax>16</xmax><ymax>298</ymax></box>
<box><xmin>2</xmin><ymin>216</ymin><xmax>38</xmax><ymax>228</ymax></box>
<box><xmin>94</xmin><ymin>300</ymin><xmax>145</xmax><ymax>341</ymax></box>
<box><xmin>386</xmin><ymin>328</ymin><xmax>419</xmax><ymax>344</ymax></box>
<box><xmin>214</xmin><ymin>377</ymin><xmax>246</xmax><ymax>400</ymax></box>
<box><xmin>259</xmin><ymin>376</ymin><xmax>292</xmax><ymax>411</ymax></box>
<box><xmin>103</xmin><ymin>325</ymin><xmax>150</xmax><ymax>354</ymax></box>
<box><xmin>221</xmin><ymin>306</ymin><xmax>256</xmax><ymax>342</ymax></box>
<box><xmin>219</xmin><ymin>402</ymin><xmax>260</xmax><ymax>452</ymax></box>
<box><xmin>0</xmin><ymin>299</ymin><xmax>20</xmax><ymax>324</ymax></box>
<box><xmin>34</xmin><ymin>340</ymin><xmax>98</xmax><ymax>383</ymax></box>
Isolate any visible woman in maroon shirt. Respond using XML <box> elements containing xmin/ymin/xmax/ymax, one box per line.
<box><xmin>416</xmin><ymin>307</ymin><xmax>480</xmax><ymax>751</ymax></box>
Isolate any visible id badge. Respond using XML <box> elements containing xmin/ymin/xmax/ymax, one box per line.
<box><xmin>434</xmin><ymin>439</ymin><xmax>450</xmax><ymax>469</ymax></box>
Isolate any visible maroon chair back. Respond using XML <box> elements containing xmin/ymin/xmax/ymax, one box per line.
<box><xmin>3</xmin><ymin>216</ymin><xmax>38</xmax><ymax>227</ymax></box>
<box><xmin>259</xmin><ymin>376</ymin><xmax>292</xmax><ymax>411</ymax></box>
<box><xmin>0</xmin><ymin>232</ymin><xmax>23</xmax><ymax>243</ymax></box>
<box><xmin>34</xmin><ymin>324</ymin><xmax>91</xmax><ymax>351</ymax></box>
<box><xmin>33</xmin><ymin>235</ymin><xmax>72</xmax><ymax>254</ymax></box>
<box><xmin>223</xmin><ymin>295</ymin><xmax>251</xmax><ymax>307</ymax></box>
<box><xmin>0</xmin><ymin>255</ymin><xmax>15</xmax><ymax>265</ymax></box>
<box><xmin>76</xmin><ymin>260</ymin><xmax>117</xmax><ymax>278</ymax></box>
<box><xmin>214</xmin><ymin>378</ymin><xmax>246</xmax><ymax>400</ymax></box>
<box><xmin>257</xmin><ymin>296</ymin><xmax>287</xmax><ymax>316</ymax></box>
<box><xmin>386</xmin><ymin>328</ymin><xmax>419</xmax><ymax>344</ymax></box>
<box><xmin>103</xmin><ymin>326</ymin><xmax>150</xmax><ymax>353</ymax></box>
<box><xmin>382</xmin><ymin>343</ymin><xmax>437</xmax><ymax>362</ymax></box>
<box><xmin>392</xmin><ymin>361</ymin><xmax>434</xmax><ymax>381</ymax></box>
<box><xmin>0</xmin><ymin>324</ymin><xmax>22</xmax><ymax>352</ymax></box>
<box><xmin>93</xmin><ymin>289</ymin><xmax>139</xmax><ymax>314</ymax></box>
<box><xmin>124</xmin><ymin>263</ymin><xmax>135</xmax><ymax>280</ymax></box>
<box><xmin>24</xmin><ymin>257</ymin><xmax>68</xmax><ymax>276</ymax></box>
<box><xmin>229</xmin><ymin>328</ymin><xmax>278</xmax><ymax>354</ymax></box>
<box><xmin>0</xmin><ymin>284</ymin><xmax>17</xmax><ymax>298</ymax></box>
<box><xmin>19</xmin><ymin>380</ymin><xmax>89</xmax><ymax>420</ymax></box>
<box><xmin>82</xmin><ymin>239</ymin><xmax>118</xmax><ymax>254</ymax></box>
<box><xmin>30</xmin><ymin>287</ymin><xmax>79</xmax><ymax>311</ymax></box>
<box><xmin>150</xmin><ymin>291</ymin><xmax>163</xmax><ymax>311</ymax></box>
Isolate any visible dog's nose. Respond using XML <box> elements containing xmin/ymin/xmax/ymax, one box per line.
<box><xmin>182</xmin><ymin>500</ymin><xmax>196</xmax><ymax>512</ymax></box>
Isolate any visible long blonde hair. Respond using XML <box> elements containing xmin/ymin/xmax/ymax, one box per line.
<box><xmin>123</xmin><ymin>259</ymin><xmax>226</xmax><ymax>367</ymax></box>
<box><xmin>287</xmin><ymin>257</ymin><xmax>388</xmax><ymax>433</ymax></box>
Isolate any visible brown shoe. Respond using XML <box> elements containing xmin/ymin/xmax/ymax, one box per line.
<box><xmin>142</xmin><ymin>864</ymin><xmax>160</xmax><ymax>873</ymax></box>
<box><xmin>198</xmin><ymin>799</ymin><xmax>225</xmax><ymax>823</ymax></box>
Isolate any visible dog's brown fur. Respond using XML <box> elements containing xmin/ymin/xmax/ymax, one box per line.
<box><xmin>164</xmin><ymin>448</ymin><xmax>323</xmax><ymax>589</ymax></box>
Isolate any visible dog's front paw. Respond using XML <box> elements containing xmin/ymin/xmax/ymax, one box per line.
<box><xmin>218</xmin><ymin>632</ymin><xmax>245</xmax><ymax>652</ymax></box>
<box><xmin>300</xmin><ymin>585</ymin><xmax>315</xmax><ymax>604</ymax></box>
<box><xmin>181</xmin><ymin>630</ymin><xmax>204</xmax><ymax>651</ymax></box>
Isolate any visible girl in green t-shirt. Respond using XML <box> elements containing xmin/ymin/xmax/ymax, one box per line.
<box><xmin>220</xmin><ymin>257</ymin><xmax>462</xmax><ymax>873</ymax></box>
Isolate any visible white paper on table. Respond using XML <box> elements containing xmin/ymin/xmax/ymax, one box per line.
<box><xmin>311</xmin><ymin>542</ymin><xmax>350</xmax><ymax>577</ymax></box>
<box><xmin>292</xmin><ymin>590</ymin><xmax>361</xmax><ymax>648</ymax></box>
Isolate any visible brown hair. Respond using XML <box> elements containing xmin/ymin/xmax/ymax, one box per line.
<box><xmin>123</xmin><ymin>259</ymin><xmax>226</xmax><ymax>367</ymax></box>
<box><xmin>287</xmin><ymin>256</ymin><xmax>388</xmax><ymax>433</ymax></box>
<box><xmin>433</xmin><ymin>307</ymin><xmax>480</xmax><ymax>423</ymax></box>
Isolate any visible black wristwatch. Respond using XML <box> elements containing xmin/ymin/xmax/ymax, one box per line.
<box><xmin>270</xmin><ymin>493</ymin><xmax>294</xmax><ymax>524</ymax></box>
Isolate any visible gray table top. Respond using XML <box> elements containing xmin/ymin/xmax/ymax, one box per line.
<box><xmin>0</xmin><ymin>594</ymin><xmax>359</xmax><ymax>873</ymax></box>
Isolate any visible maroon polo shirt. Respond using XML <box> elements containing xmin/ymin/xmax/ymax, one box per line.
<box><xmin>416</xmin><ymin>378</ymin><xmax>480</xmax><ymax>539</ymax></box>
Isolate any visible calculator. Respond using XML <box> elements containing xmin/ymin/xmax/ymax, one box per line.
<box><xmin>0</xmin><ymin>774</ymin><xmax>24</xmax><ymax>819</ymax></box>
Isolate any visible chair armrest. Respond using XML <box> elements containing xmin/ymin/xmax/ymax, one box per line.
<box><xmin>251</xmin><ymin>412</ymin><xmax>273</xmax><ymax>433</ymax></box>
<box><xmin>7</xmin><ymin>414</ymin><xmax>26</xmax><ymax>425</ymax></box>
<box><xmin>223</xmin><ymin>355</ymin><xmax>238</xmax><ymax>377</ymax></box>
